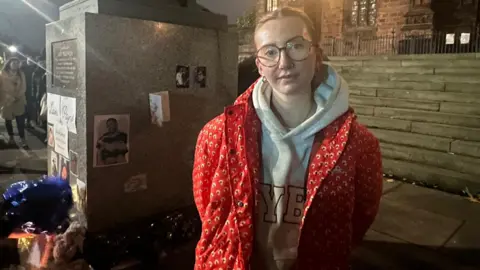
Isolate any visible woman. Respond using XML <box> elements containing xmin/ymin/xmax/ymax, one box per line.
<box><xmin>0</xmin><ymin>58</ymin><xmax>27</xmax><ymax>146</ymax></box>
<box><xmin>192</xmin><ymin>7</ymin><xmax>383</xmax><ymax>270</ymax></box>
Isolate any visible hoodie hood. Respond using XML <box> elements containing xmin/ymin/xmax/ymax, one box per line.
<box><xmin>251</xmin><ymin>64</ymin><xmax>349</xmax><ymax>141</ymax></box>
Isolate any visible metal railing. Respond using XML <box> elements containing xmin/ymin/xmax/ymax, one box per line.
<box><xmin>320</xmin><ymin>28</ymin><xmax>480</xmax><ymax>56</ymax></box>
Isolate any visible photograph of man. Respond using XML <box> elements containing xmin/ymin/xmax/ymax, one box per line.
<box><xmin>94</xmin><ymin>115</ymin><xmax>130</xmax><ymax>167</ymax></box>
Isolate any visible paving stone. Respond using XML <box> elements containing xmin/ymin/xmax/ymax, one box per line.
<box><xmin>358</xmin><ymin>116</ymin><xmax>412</xmax><ymax>132</ymax></box>
<box><xmin>350</xmin><ymin>88</ymin><xmax>377</xmax><ymax>96</ymax></box>
<box><xmin>440</xmin><ymin>102</ymin><xmax>480</xmax><ymax>116</ymax></box>
<box><xmin>350</xmin><ymin>81</ymin><xmax>444</xmax><ymax>91</ymax></box>
<box><xmin>451</xmin><ymin>140</ymin><xmax>480</xmax><ymax>158</ymax></box>
<box><xmin>374</xmin><ymin>107</ymin><xmax>480</xmax><ymax>128</ymax></box>
<box><xmin>372</xmin><ymin>129</ymin><xmax>452</xmax><ymax>152</ymax></box>
<box><xmin>377</xmin><ymin>89</ymin><xmax>480</xmax><ymax>104</ymax></box>
<box><xmin>401</xmin><ymin>59</ymin><xmax>480</xmax><ymax>68</ymax></box>
<box><xmin>435</xmin><ymin>67</ymin><xmax>480</xmax><ymax>75</ymax></box>
<box><xmin>352</xmin><ymin>105</ymin><xmax>374</xmax><ymax>116</ymax></box>
<box><xmin>445</xmin><ymin>82</ymin><xmax>480</xmax><ymax>93</ymax></box>
<box><xmin>341</xmin><ymin>66</ymin><xmax>434</xmax><ymax>75</ymax></box>
<box><xmin>390</xmin><ymin>74</ymin><xmax>480</xmax><ymax>84</ymax></box>
<box><xmin>380</xmin><ymin>142</ymin><xmax>480</xmax><ymax>176</ymax></box>
<box><xmin>382</xmin><ymin>158</ymin><xmax>480</xmax><ymax>196</ymax></box>
<box><xmin>350</xmin><ymin>96</ymin><xmax>440</xmax><ymax>111</ymax></box>
<box><xmin>442</xmin><ymin>221</ymin><xmax>480</xmax><ymax>268</ymax></box>
<box><xmin>384</xmin><ymin>184</ymin><xmax>480</xmax><ymax>222</ymax></box>
<box><xmin>371</xmin><ymin>198</ymin><xmax>463</xmax><ymax>247</ymax></box>
<box><xmin>354</xmin><ymin>230</ymin><xmax>475</xmax><ymax>270</ymax></box>
<box><xmin>382</xmin><ymin>179</ymin><xmax>402</xmax><ymax>194</ymax></box>
<box><xmin>411</xmin><ymin>122</ymin><xmax>480</xmax><ymax>142</ymax></box>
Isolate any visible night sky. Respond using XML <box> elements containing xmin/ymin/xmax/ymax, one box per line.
<box><xmin>0</xmin><ymin>0</ymin><xmax>256</xmax><ymax>52</ymax></box>
<box><xmin>197</xmin><ymin>0</ymin><xmax>255</xmax><ymax>24</ymax></box>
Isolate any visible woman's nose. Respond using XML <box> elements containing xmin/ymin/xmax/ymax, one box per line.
<box><xmin>278</xmin><ymin>50</ymin><xmax>294</xmax><ymax>69</ymax></box>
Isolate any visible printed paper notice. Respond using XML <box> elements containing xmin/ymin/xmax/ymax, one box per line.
<box><xmin>47</xmin><ymin>93</ymin><xmax>61</xmax><ymax>125</ymax></box>
<box><xmin>54</xmin><ymin>124</ymin><xmax>69</xmax><ymax>158</ymax></box>
<box><xmin>446</xmin><ymin>33</ymin><xmax>455</xmax><ymax>45</ymax></box>
<box><xmin>60</xmin><ymin>96</ymin><xmax>77</xmax><ymax>134</ymax></box>
<box><xmin>461</xmin><ymin>33</ymin><xmax>470</xmax><ymax>44</ymax></box>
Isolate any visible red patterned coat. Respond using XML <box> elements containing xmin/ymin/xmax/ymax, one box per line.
<box><xmin>192</xmin><ymin>83</ymin><xmax>383</xmax><ymax>270</ymax></box>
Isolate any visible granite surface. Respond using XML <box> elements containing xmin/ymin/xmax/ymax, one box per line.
<box><xmin>46</xmin><ymin>12</ymin><xmax>237</xmax><ymax>231</ymax></box>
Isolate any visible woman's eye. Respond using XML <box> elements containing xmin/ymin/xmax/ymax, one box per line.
<box><xmin>292</xmin><ymin>43</ymin><xmax>305</xmax><ymax>50</ymax></box>
<box><xmin>264</xmin><ymin>48</ymin><xmax>278</xmax><ymax>57</ymax></box>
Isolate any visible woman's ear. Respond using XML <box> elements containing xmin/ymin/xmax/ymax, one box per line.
<box><xmin>255</xmin><ymin>58</ymin><xmax>264</xmax><ymax>77</ymax></box>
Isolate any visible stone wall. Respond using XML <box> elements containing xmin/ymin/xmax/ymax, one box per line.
<box><xmin>327</xmin><ymin>53</ymin><xmax>480</xmax><ymax>194</ymax></box>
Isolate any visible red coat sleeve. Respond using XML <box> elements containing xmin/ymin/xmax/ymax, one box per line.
<box><xmin>352</xmin><ymin>130</ymin><xmax>383</xmax><ymax>247</ymax></box>
<box><xmin>192</xmin><ymin>118</ymin><xmax>223</xmax><ymax>221</ymax></box>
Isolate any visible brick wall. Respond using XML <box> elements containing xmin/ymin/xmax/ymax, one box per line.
<box><xmin>328</xmin><ymin>54</ymin><xmax>480</xmax><ymax>194</ymax></box>
<box><xmin>319</xmin><ymin>0</ymin><xmax>345</xmax><ymax>39</ymax></box>
<box><xmin>376</xmin><ymin>0</ymin><xmax>410</xmax><ymax>35</ymax></box>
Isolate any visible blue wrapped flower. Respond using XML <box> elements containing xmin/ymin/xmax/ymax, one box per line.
<box><xmin>2</xmin><ymin>175</ymin><xmax>73</xmax><ymax>234</ymax></box>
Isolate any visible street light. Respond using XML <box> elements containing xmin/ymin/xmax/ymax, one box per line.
<box><xmin>8</xmin><ymin>46</ymin><xmax>17</xmax><ymax>53</ymax></box>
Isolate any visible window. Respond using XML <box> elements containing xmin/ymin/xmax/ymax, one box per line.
<box><xmin>351</xmin><ymin>0</ymin><xmax>377</xmax><ymax>27</ymax></box>
<box><xmin>267</xmin><ymin>0</ymin><xmax>279</xmax><ymax>12</ymax></box>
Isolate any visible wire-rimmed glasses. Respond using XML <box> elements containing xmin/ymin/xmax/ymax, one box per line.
<box><xmin>256</xmin><ymin>36</ymin><xmax>316</xmax><ymax>67</ymax></box>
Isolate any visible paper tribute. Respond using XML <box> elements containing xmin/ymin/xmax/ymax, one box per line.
<box><xmin>176</xmin><ymin>65</ymin><xmax>190</xmax><ymax>88</ymax></box>
<box><xmin>446</xmin><ymin>33</ymin><xmax>455</xmax><ymax>45</ymax></box>
<box><xmin>47</xmin><ymin>124</ymin><xmax>55</xmax><ymax>148</ymax></box>
<box><xmin>70</xmin><ymin>150</ymin><xmax>79</xmax><ymax>177</ymax></box>
<box><xmin>47</xmin><ymin>93</ymin><xmax>61</xmax><ymax>125</ymax></box>
<box><xmin>59</xmin><ymin>155</ymin><xmax>70</xmax><ymax>183</ymax></box>
<box><xmin>93</xmin><ymin>114</ymin><xmax>130</xmax><ymax>167</ymax></box>
<box><xmin>60</xmin><ymin>96</ymin><xmax>77</xmax><ymax>134</ymax></box>
<box><xmin>49</xmin><ymin>150</ymin><xmax>59</xmax><ymax>176</ymax></box>
<box><xmin>460</xmin><ymin>33</ymin><xmax>471</xmax><ymax>44</ymax></box>
<box><xmin>54</xmin><ymin>124</ymin><xmax>69</xmax><ymax>158</ymax></box>
<box><xmin>149</xmin><ymin>91</ymin><xmax>170</xmax><ymax>127</ymax></box>
<box><xmin>194</xmin><ymin>66</ymin><xmax>207</xmax><ymax>88</ymax></box>
<box><xmin>124</xmin><ymin>174</ymin><xmax>147</xmax><ymax>193</ymax></box>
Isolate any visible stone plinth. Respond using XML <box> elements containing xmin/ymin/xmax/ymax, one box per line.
<box><xmin>46</xmin><ymin>1</ymin><xmax>237</xmax><ymax>231</ymax></box>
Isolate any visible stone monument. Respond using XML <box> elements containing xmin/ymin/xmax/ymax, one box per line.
<box><xmin>45</xmin><ymin>0</ymin><xmax>238</xmax><ymax>231</ymax></box>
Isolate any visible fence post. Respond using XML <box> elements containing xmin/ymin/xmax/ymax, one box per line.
<box><xmin>391</xmin><ymin>28</ymin><xmax>396</xmax><ymax>55</ymax></box>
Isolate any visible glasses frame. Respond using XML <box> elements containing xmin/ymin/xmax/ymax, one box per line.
<box><xmin>255</xmin><ymin>36</ymin><xmax>318</xmax><ymax>67</ymax></box>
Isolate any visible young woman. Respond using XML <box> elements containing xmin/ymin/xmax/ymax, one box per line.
<box><xmin>192</xmin><ymin>7</ymin><xmax>383</xmax><ymax>270</ymax></box>
<box><xmin>0</xmin><ymin>58</ymin><xmax>27</xmax><ymax>146</ymax></box>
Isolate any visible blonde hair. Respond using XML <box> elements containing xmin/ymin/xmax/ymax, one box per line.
<box><xmin>255</xmin><ymin>7</ymin><xmax>319</xmax><ymax>45</ymax></box>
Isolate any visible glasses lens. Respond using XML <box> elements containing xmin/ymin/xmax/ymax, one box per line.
<box><xmin>286</xmin><ymin>39</ymin><xmax>311</xmax><ymax>61</ymax></box>
<box><xmin>257</xmin><ymin>45</ymin><xmax>280</xmax><ymax>67</ymax></box>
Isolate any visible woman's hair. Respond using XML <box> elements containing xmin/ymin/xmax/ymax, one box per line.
<box><xmin>255</xmin><ymin>7</ymin><xmax>319</xmax><ymax>45</ymax></box>
<box><xmin>1</xmin><ymin>57</ymin><xmax>21</xmax><ymax>74</ymax></box>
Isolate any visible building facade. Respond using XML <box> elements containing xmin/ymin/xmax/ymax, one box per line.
<box><xmin>236</xmin><ymin>0</ymin><xmax>479</xmax><ymax>58</ymax></box>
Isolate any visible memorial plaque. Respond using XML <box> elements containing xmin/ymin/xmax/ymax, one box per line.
<box><xmin>52</xmin><ymin>39</ymin><xmax>79</xmax><ymax>89</ymax></box>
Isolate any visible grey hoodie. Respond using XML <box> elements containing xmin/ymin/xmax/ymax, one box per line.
<box><xmin>252</xmin><ymin>64</ymin><xmax>350</xmax><ymax>270</ymax></box>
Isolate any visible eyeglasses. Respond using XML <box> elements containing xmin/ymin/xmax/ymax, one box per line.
<box><xmin>256</xmin><ymin>36</ymin><xmax>316</xmax><ymax>67</ymax></box>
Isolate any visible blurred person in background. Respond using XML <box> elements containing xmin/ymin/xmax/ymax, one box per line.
<box><xmin>0</xmin><ymin>58</ymin><xmax>27</xmax><ymax>146</ymax></box>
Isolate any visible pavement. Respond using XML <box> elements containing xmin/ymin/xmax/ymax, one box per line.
<box><xmin>0</xmin><ymin>119</ymin><xmax>479</xmax><ymax>269</ymax></box>
<box><xmin>352</xmin><ymin>180</ymin><xmax>480</xmax><ymax>269</ymax></box>
<box><xmin>0</xmin><ymin>118</ymin><xmax>47</xmax><ymax>191</ymax></box>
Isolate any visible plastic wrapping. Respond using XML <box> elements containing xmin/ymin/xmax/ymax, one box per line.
<box><xmin>2</xmin><ymin>175</ymin><xmax>73</xmax><ymax>234</ymax></box>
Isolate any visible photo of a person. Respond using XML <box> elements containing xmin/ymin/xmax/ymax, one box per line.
<box><xmin>195</xmin><ymin>66</ymin><xmax>206</xmax><ymax>88</ymax></box>
<box><xmin>60</xmin><ymin>156</ymin><xmax>69</xmax><ymax>182</ymax></box>
<box><xmin>175</xmin><ymin>65</ymin><xmax>189</xmax><ymax>88</ymax></box>
<box><xmin>47</xmin><ymin>125</ymin><xmax>55</xmax><ymax>148</ymax></box>
<box><xmin>50</xmin><ymin>151</ymin><xmax>59</xmax><ymax>176</ymax></box>
<box><xmin>69</xmin><ymin>150</ymin><xmax>78</xmax><ymax>176</ymax></box>
<box><xmin>93</xmin><ymin>114</ymin><xmax>130</xmax><ymax>167</ymax></box>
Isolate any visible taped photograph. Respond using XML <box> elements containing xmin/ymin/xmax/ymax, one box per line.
<box><xmin>93</xmin><ymin>114</ymin><xmax>130</xmax><ymax>167</ymax></box>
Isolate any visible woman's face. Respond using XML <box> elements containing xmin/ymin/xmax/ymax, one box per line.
<box><xmin>9</xmin><ymin>60</ymin><xmax>20</xmax><ymax>71</ymax></box>
<box><xmin>255</xmin><ymin>17</ymin><xmax>318</xmax><ymax>96</ymax></box>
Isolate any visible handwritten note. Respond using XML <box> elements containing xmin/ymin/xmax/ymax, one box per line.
<box><xmin>47</xmin><ymin>93</ymin><xmax>61</xmax><ymax>125</ymax></box>
<box><xmin>54</xmin><ymin>124</ymin><xmax>69</xmax><ymax>158</ymax></box>
<box><xmin>60</xmin><ymin>96</ymin><xmax>77</xmax><ymax>134</ymax></box>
